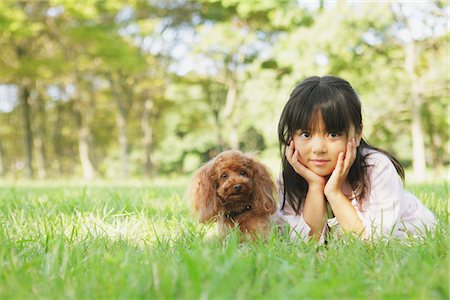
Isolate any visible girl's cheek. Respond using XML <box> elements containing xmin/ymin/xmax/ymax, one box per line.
<box><xmin>331</xmin><ymin>161</ymin><xmax>339</xmax><ymax>169</ymax></box>
<box><xmin>297</xmin><ymin>152</ymin><xmax>306</xmax><ymax>163</ymax></box>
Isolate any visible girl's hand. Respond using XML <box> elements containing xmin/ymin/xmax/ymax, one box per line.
<box><xmin>324</xmin><ymin>138</ymin><xmax>357</xmax><ymax>197</ymax></box>
<box><xmin>285</xmin><ymin>141</ymin><xmax>326</xmax><ymax>188</ymax></box>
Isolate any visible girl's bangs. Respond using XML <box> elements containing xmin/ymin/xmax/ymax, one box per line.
<box><xmin>319</xmin><ymin>99</ymin><xmax>351</xmax><ymax>134</ymax></box>
<box><xmin>291</xmin><ymin>88</ymin><xmax>351</xmax><ymax>135</ymax></box>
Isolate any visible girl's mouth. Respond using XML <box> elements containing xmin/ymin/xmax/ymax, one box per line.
<box><xmin>310</xmin><ymin>159</ymin><xmax>330</xmax><ymax>166</ymax></box>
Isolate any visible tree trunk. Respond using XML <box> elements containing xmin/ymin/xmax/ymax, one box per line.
<box><xmin>19</xmin><ymin>80</ymin><xmax>34</xmax><ymax>178</ymax></box>
<box><xmin>142</xmin><ymin>98</ymin><xmax>154</xmax><ymax>177</ymax></box>
<box><xmin>410</xmin><ymin>96</ymin><xmax>426</xmax><ymax>180</ymax></box>
<box><xmin>0</xmin><ymin>141</ymin><xmax>5</xmax><ymax>177</ymax></box>
<box><xmin>109</xmin><ymin>74</ymin><xmax>131</xmax><ymax>178</ymax></box>
<box><xmin>73</xmin><ymin>80</ymin><xmax>97</xmax><ymax>180</ymax></box>
<box><xmin>203</xmin><ymin>82</ymin><xmax>225</xmax><ymax>153</ymax></box>
<box><xmin>116</xmin><ymin>111</ymin><xmax>129</xmax><ymax>178</ymax></box>
<box><xmin>405</xmin><ymin>41</ymin><xmax>426</xmax><ymax>181</ymax></box>
<box><xmin>229</xmin><ymin>118</ymin><xmax>239</xmax><ymax>150</ymax></box>
<box><xmin>34</xmin><ymin>88</ymin><xmax>47</xmax><ymax>178</ymax></box>
<box><xmin>52</xmin><ymin>100</ymin><xmax>64</xmax><ymax>176</ymax></box>
<box><xmin>74</xmin><ymin>110</ymin><xmax>96</xmax><ymax>180</ymax></box>
<box><xmin>34</xmin><ymin>135</ymin><xmax>47</xmax><ymax>178</ymax></box>
<box><xmin>221</xmin><ymin>79</ymin><xmax>240</xmax><ymax>150</ymax></box>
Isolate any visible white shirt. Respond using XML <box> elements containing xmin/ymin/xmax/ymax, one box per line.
<box><xmin>278</xmin><ymin>149</ymin><xmax>437</xmax><ymax>242</ymax></box>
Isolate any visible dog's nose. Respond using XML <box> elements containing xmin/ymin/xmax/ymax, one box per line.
<box><xmin>234</xmin><ymin>184</ymin><xmax>242</xmax><ymax>192</ymax></box>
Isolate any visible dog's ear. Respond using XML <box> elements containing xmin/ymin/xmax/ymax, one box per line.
<box><xmin>250</xmin><ymin>158</ymin><xmax>277</xmax><ymax>215</ymax></box>
<box><xmin>190</xmin><ymin>160</ymin><xmax>220</xmax><ymax>222</ymax></box>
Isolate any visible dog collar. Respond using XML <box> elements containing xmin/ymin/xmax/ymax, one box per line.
<box><xmin>225</xmin><ymin>205</ymin><xmax>251</xmax><ymax>220</ymax></box>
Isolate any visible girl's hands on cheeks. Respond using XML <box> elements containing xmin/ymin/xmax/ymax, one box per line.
<box><xmin>324</xmin><ymin>138</ymin><xmax>357</xmax><ymax>197</ymax></box>
<box><xmin>285</xmin><ymin>141</ymin><xmax>326</xmax><ymax>188</ymax></box>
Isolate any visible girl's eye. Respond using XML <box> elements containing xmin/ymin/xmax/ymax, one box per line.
<box><xmin>221</xmin><ymin>173</ymin><xmax>228</xmax><ymax>179</ymax></box>
<box><xmin>300</xmin><ymin>132</ymin><xmax>311</xmax><ymax>138</ymax></box>
<box><xmin>328</xmin><ymin>131</ymin><xmax>340</xmax><ymax>138</ymax></box>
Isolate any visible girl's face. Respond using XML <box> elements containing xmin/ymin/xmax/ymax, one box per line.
<box><xmin>292</xmin><ymin>115</ymin><xmax>361</xmax><ymax>177</ymax></box>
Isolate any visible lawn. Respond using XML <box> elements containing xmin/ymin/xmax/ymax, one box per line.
<box><xmin>0</xmin><ymin>180</ymin><xmax>447</xmax><ymax>299</ymax></box>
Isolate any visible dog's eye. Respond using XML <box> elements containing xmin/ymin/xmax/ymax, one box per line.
<box><xmin>240</xmin><ymin>171</ymin><xmax>247</xmax><ymax>176</ymax></box>
<box><xmin>220</xmin><ymin>173</ymin><xmax>228</xmax><ymax>179</ymax></box>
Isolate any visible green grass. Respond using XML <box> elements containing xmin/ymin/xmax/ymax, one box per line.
<box><xmin>0</xmin><ymin>180</ymin><xmax>447</xmax><ymax>299</ymax></box>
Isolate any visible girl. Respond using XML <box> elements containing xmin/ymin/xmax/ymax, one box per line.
<box><xmin>277</xmin><ymin>75</ymin><xmax>436</xmax><ymax>242</ymax></box>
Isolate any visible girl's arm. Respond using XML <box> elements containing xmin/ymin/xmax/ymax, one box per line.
<box><xmin>355</xmin><ymin>152</ymin><xmax>435</xmax><ymax>239</ymax></box>
<box><xmin>325</xmin><ymin>139</ymin><xmax>365</xmax><ymax>235</ymax></box>
<box><xmin>285</xmin><ymin>142</ymin><xmax>327</xmax><ymax>239</ymax></box>
<box><xmin>303</xmin><ymin>184</ymin><xmax>327</xmax><ymax>238</ymax></box>
<box><xmin>326</xmin><ymin>191</ymin><xmax>365</xmax><ymax>234</ymax></box>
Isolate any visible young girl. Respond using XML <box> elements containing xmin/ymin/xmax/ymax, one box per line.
<box><xmin>277</xmin><ymin>75</ymin><xmax>436</xmax><ymax>242</ymax></box>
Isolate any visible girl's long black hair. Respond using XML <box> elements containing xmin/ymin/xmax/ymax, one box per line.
<box><xmin>278</xmin><ymin>76</ymin><xmax>404</xmax><ymax>214</ymax></box>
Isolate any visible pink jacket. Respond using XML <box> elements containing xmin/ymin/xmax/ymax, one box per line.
<box><xmin>278</xmin><ymin>150</ymin><xmax>437</xmax><ymax>242</ymax></box>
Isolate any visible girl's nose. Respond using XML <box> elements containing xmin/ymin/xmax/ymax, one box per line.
<box><xmin>311</xmin><ymin>137</ymin><xmax>327</xmax><ymax>153</ymax></box>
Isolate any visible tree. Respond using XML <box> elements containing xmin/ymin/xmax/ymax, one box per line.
<box><xmin>0</xmin><ymin>0</ymin><xmax>66</xmax><ymax>178</ymax></box>
<box><xmin>390</xmin><ymin>2</ymin><xmax>449</xmax><ymax>180</ymax></box>
<box><xmin>0</xmin><ymin>0</ymin><xmax>447</xmax><ymax>180</ymax></box>
<box><xmin>271</xmin><ymin>2</ymin><xmax>449</xmax><ymax>180</ymax></box>
<box><xmin>185</xmin><ymin>0</ymin><xmax>309</xmax><ymax>152</ymax></box>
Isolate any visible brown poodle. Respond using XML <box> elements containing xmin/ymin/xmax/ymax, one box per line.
<box><xmin>190</xmin><ymin>150</ymin><xmax>278</xmax><ymax>239</ymax></box>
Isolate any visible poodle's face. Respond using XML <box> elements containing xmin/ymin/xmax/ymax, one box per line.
<box><xmin>212</xmin><ymin>153</ymin><xmax>254</xmax><ymax>204</ymax></box>
<box><xmin>191</xmin><ymin>150</ymin><xmax>276</xmax><ymax>223</ymax></box>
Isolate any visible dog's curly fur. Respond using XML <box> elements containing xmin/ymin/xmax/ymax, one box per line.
<box><xmin>190</xmin><ymin>150</ymin><xmax>278</xmax><ymax>238</ymax></box>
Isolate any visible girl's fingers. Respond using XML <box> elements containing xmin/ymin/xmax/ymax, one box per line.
<box><xmin>285</xmin><ymin>142</ymin><xmax>325</xmax><ymax>185</ymax></box>
<box><xmin>336</xmin><ymin>152</ymin><xmax>345</xmax><ymax>172</ymax></box>
<box><xmin>326</xmin><ymin>139</ymin><xmax>356</xmax><ymax>194</ymax></box>
<box><xmin>343</xmin><ymin>138</ymin><xmax>356</xmax><ymax>170</ymax></box>
<box><xmin>286</xmin><ymin>144</ymin><xmax>300</xmax><ymax>170</ymax></box>
<box><xmin>285</xmin><ymin>144</ymin><xmax>307</xmax><ymax>172</ymax></box>
<box><xmin>292</xmin><ymin>150</ymin><xmax>304</xmax><ymax>171</ymax></box>
<box><xmin>343</xmin><ymin>141</ymin><xmax>352</xmax><ymax>168</ymax></box>
<box><xmin>285</xmin><ymin>142</ymin><xmax>294</xmax><ymax>162</ymax></box>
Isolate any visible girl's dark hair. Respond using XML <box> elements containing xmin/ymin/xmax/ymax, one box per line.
<box><xmin>278</xmin><ymin>76</ymin><xmax>404</xmax><ymax>213</ymax></box>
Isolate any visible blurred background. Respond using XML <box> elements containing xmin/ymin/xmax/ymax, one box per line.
<box><xmin>0</xmin><ymin>0</ymin><xmax>448</xmax><ymax>182</ymax></box>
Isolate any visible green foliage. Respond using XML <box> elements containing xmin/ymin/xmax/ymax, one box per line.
<box><xmin>0</xmin><ymin>181</ymin><xmax>447</xmax><ymax>298</ymax></box>
<box><xmin>0</xmin><ymin>1</ymin><xmax>448</xmax><ymax>179</ymax></box>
